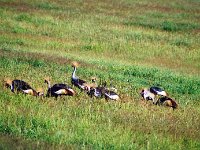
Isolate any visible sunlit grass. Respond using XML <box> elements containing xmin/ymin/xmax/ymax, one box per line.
<box><xmin>0</xmin><ymin>0</ymin><xmax>200</xmax><ymax>149</ymax></box>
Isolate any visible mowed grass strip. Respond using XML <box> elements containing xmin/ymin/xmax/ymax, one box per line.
<box><xmin>0</xmin><ymin>0</ymin><xmax>200</xmax><ymax>75</ymax></box>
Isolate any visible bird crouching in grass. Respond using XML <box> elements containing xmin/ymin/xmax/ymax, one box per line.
<box><xmin>71</xmin><ymin>61</ymin><xmax>87</xmax><ymax>90</ymax></box>
<box><xmin>149</xmin><ymin>86</ymin><xmax>167</xmax><ymax>104</ymax></box>
<box><xmin>102</xmin><ymin>81</ymin><xmax>120</xmax><ymax>101</ymax></box>
<box><xmin>156</xmin><ymin>96</ymin><xmax>178</xmax><ymax>110</ymax></box>
<box><xmin>44</xmin><ymin>77</ymin><xmax>75</xmax><ymax>99</ymax></box>
<box><xmin>88</xmin><ymin>79</ymin><xmax>120</xmax><ymax>101</ymax></box>
<box><xmin>88</xmin><ymin>86</ymin><xmax>105</xmax><ymax>99</ymax></box>
<box><xmin>140</xmin><ymin>86</ymin><xmax>167</xmax><ymax>104</ymax></box>
<box><xmin>85</xmin><ymin>77</ymin><xmax>104</xmax><ymax>98</ymax></box>
<box><xmin>140</xmin><ymin>86</ymin><xmax>178</xmax><ymax>110</ymax></box>
<box><xmin>4</xmin><ymin>78</ymin><xmax>43</xmax><ymax>96</ymax></box>
<box><xmin>104</xmin><ymin>89</ymin><xmax>120</xmax><ymax>101</ymax></box>
<box><xmin>90</xmin><ymin>87</ymin><xmax>119</xmax><ymax>101</ymax></box>
<box><xmin>150</xmin><ymin>86</ymin><xmax>167</xmax><ymax>96</ymax></box>
<box><xmin>140</xmin><ymin>88</ymin><xmax>155</xmax><ymax>101</ymax></box>
<box><xmin>83</xmin><ymin>77</ymin><xmax>98</xmax><ymax>93</ymax></box>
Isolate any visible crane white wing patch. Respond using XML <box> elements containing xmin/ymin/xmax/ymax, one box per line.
<box><xmin>54</xmin><ymin>89</ymin><xmax>67</xmax><ymax>94</ymax></box>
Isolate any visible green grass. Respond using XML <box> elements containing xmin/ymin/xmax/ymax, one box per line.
<box><xmin>0</xmin><ymin>0</ymin><xmax>200</xmax><ymax>149</ymax></box>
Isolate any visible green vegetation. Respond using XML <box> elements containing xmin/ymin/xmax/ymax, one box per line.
<box><xmin>0</xmin><ymin>0</ymin><xmax>199</xmax><ymax>149</ymax></box>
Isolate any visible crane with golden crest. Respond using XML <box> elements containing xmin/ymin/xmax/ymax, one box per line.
<box><xmin>44</xmin><ymin>77</ymin><xmax>75</xmax><ymax>99</ymax></box>
<box><xmin>71</xmin><ymin>61</ymin><xmax>88</xmax><ymax>90</ymax></box>
<box><xmin>4</xmin><ymin>78</ymin><xmax>43</xmax><ymax>96</ymax></box>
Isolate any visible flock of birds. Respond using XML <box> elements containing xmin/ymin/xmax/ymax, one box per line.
<box><xmin>3</xmin><ymin>61</ymin><xmax>178</xmax><ymax>110</ymax></box>
<box><xmin>140</xmin><ymin>87</ymin><xmax>178</xmax><ymax>110</ymax></box>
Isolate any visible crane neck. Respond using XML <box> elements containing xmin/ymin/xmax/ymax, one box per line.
<box><xmin>72</xmin><ymin>66</ymin><xmax>77</xmax><ymax>79</ymax></box>
<box><xmin>10</xmin><ymin>84</ymin><xmax>14</xmax><ymax>91</ymax></box>
<box><xmin>47</xmin><ymin>81</ymin><xmax>51</xmax><ymax>89</ymax></box>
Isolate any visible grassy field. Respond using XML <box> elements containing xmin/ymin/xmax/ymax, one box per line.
<box><xmin>0</xmin><ymin>0</ymin><xmax>200</xmax><ymax>149</ymax></box>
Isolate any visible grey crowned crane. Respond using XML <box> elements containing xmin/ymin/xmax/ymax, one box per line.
<box><xmin>89</xmin><ymin>87</ymin><xmax>119</xmax><ymax>100</ymax></box>
<box><xmin>149</xmin><ymin>86</ymin><xmax>167</xmax><ymax>104</ymax></box>
<box><xmin>149</xmin><ymin>86</ymin><xmax>167</xmax><ymax>96</ymax></box>
<box><xmin>103</xmin><ymin>81</ymin><xmax>119</xmax><ymax>100</ymax></box>
<box><xmin>44</xmin><ymin>77</ymin><xmax>75</xmax><ymax>98</ymax></box>
<box><xmin>83</xmin><ymin>77</ymin><xmax>98</xmax><ymax>92</ymax></box>
<box><xmin>104</xmin><ymin>89</ymin><xmax>119</xmax><ymax>100</ymax></box>
<box><xmin>84</xmin><ymin>77</ymin><xmax>102</xmax><ymax>98</ymax></box>
<box><xmin>4</xmin><ymin>78</ymin><xmax>43</xmax><ymax>96</ymax></box>
<box><xmin>88</xmin><ymin>80</ymin><xmax>119</xmax><ymax>101</ymax></box>
<box><xmin>71</xmin><ymin>61</ymin><xmax>87</xmax><ymax>90</ymax></box>
<box><xmin>140</xmin><ymin>86</ymin><xmax>167</xmax><ymax>104</ymax></box>
<box><xmin>88</xmin><ymin>86</ymin><xmax>105</xmax><ymax>98</ymax></box>
<box><xmin>156</xmin><ymin>96</ymin><xmax>178</xmax><ymax>110</ymax></box>
<box><xmin>140</xmin><ymin>88</ymin><xmax>155</xmax><ymax>101</ymax></box>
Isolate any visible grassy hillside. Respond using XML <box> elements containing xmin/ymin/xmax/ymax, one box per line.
<box><xmin>0</xmin><ymin>0</ymin><xmax>200</xmax><ymax>149</ymax></box>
